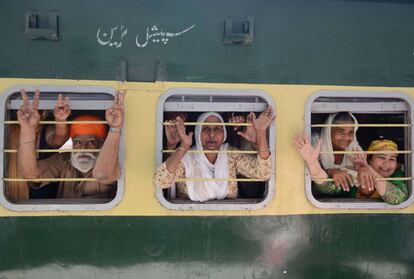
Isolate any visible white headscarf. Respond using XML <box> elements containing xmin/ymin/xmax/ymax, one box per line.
<box><xmin>319</xmin><ymin>112</ymin><xmax>362</xmax><ymax>169</ymax></box>
<box><xmin>182</xmin><ymin>112</ymin><xmax>230</xmax><ymax>202</ymax></box>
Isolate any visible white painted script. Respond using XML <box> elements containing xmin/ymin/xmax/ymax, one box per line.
<box><xmin>96</xmin><ymin>25</ymin><xmax>128</xmax><ymax>48</ymax></box>
<box><xmin>96</xmin><ymin>24</ymin><xmax>196</xmax><ymax>48</ymax></box>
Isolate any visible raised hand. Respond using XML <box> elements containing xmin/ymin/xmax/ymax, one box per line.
<box><xmin>165</xmin><ymin>120</ymin><xmax>180</xmax><ymax>150</ymax></box>
<box><xmin>175</xmin><ymin>116</ymin><xmax>193</xmax><ymax>150</ymax></box>
<box><xmin>349</xmin><ymin>149</ymin><xmax>368</xmax><ymax>171</ymax></box>
<box><xmin>17</xmin><ymin>89</ymin><xmax>41</xmax><ymax>130</ymax></box>
<box><xmin>54</xmin><ymin>94</ymin><xmax>71</xmax><ymax>121</ymax></box>
<box><xmin>253</xmin><ymin>107</ymin><xmax>275</xmax><ymax>131</ymax></box>
<box><xmin>293</xmin><ymin>133</ymin><xmax>321</xmax><ymax>164</ymax></box>
<box><xmin>229</xmin><ymin>114</ymin><xmax>246</xmax><ymax>131</ymax></box>
<box><xmin>106</xmin><ymin>90</ymin><xmax>126</xmax><ymax>128</ymax></box>
<box><xmin>233</xmin><ymin>112</ymin><xmax>257</xmax><ymax>144</ymax></box>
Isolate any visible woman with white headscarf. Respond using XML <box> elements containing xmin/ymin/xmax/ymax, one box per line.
<box><xmin>154</xmin><ymin>108</ymin><xmax>274</xmax><ymax>202</ymax></box>
<box><xmin>318</xmin><ymin>112</ymin><xmax>374</xmax><ymax>192</ymax></box>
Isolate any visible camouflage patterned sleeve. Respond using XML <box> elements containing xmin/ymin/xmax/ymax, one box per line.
<box><xmin>313</xmin><ymin>181</ymin><xmax>343</xmax><ymax>195</ymax></box>
<box><xmin>381</xmin><ymin>181</ymin><xmax>408</xmax><ymax>205</ymax></box>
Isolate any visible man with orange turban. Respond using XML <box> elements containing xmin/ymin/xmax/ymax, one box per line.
<box><xmin>17</xmin><ymin>90</ymin><xmax>125</xmax><ymax>199</ymax></box>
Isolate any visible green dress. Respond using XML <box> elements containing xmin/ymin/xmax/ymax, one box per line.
<box><xmin>313</xmin><ymin>168</ymin><xmax>408</xmax><ymax>205</ymax></box>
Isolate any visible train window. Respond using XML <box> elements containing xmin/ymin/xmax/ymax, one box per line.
<box><xmin>155</xmin><ymin>88</ymin><xmax>276</xmax><ymax>210</ymax></box>
<box><xmin>0</xmin><ymin>85</ymin><xmax>124</xmax><ymax>211</ymax></box>
<box><xmin>305</xmin><ymin>90</ymin><xmax>414</xmax><ymax>209</ymax></box>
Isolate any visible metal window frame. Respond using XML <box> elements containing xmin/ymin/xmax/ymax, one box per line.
<box><xmin>305</xmin><ymin>90</ymin><xmax>414</xmax><ymax>209</ymax></box>
<box><xmin>0</xmin><ymin>84</ymin><xmax>125</xmax><ymax>211</ymax></box>
<box><xmin>155</xmin><ymin>88</ymin><xmax>276</xmax><ymax>211</ymax></box>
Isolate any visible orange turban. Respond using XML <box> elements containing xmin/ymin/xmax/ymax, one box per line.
<box><xmin>70</xmin><ymin>115</ymin><xmax>108</xmax><ymax>140</ymax></box>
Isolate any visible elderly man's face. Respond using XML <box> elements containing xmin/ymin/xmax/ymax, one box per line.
<box><xmin>71</xmin><ymin>135</ymin><xmax>102</xmax><ymax>173</ymax></box>
<box><xmin>72</xmin><ymin>135</ymin><xmax>102</xmax><ymax>149</ymax></box>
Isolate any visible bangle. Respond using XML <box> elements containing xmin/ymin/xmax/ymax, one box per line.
<box><xmin>257</xmin><ymin>148</ymin><xmax>270</xmax><ymax>152</ymax></box>
<box><xmin>20</xmin><ymin>138</ymin><xmax>36</xmax><ymax>144</ymax></box>
<box><xmin>109</xmin><ymin>127</ymin><xmax>122</xmax><ymax>133</ymax></box>
<box><xmin>176</xmin><ymin>146</ymin><xmax>188</xmax><ymax>152</ymax></box>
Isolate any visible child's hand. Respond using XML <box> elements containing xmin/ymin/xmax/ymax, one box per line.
<box><xmin>349</xmin><ymin>148</ymin><xmax>368</xmax><ymax>171</ymax></box>
<box><xmin>54</xmin><ymin>94</ymin><xmax>71</xmax><ymax>122</ymax></box>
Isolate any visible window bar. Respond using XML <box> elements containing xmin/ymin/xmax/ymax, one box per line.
<box><xmin>4</xmin><ymin>150</ymin><xmax>270</xmax><ymax>155</ymax></box>
<box><xmin>2</xmin><ymin>149</ymin><xmax>268</xmax><ymax>154</ymax></box>
<box><xmin>4</xmin><ymin>178</ymin><xmax>268</xmax><ymax>183</ymax></box>
<box><xmin>311</xmin><ymin>124</ymin><xmax>410</xmax><ymax>128</ymax></box>
<box><xmin>162</xmin><ymin>149</ymin><xmax>262</xmax><ymax>154</ymax></box>
<box><xmin>3</xmin><ymin>178</ymin><xmax>98</xmax><ymax>182</ymax></box>
<box><xmin>175</xmin><ymin>178</ymin><xmax>268</xmax><ymax>182</ymax></box>
<box><xmin>163</xmin><ymin>121</ymin><xmax>252</xmax><ymax>126</ymax></box>
<box><xmin>319</xmin><ymin>150</ymin><xmax>412</xmax><ymax>155</ymax></box>
<box><xmin>4</xmin><ymin>120</ymin><xmax>108</xmax><ymax>124</ymax></box>
<box><xmin>162</xmin><ymin>149</ymin><xmax>406</xmax><ymax>154</ymax></box>
<box><xmin>3</xmin><ymin>149</ymin><xmax>101</xmax><ymax>153</ymax></box>
<box><xmin>312</xmin><ymin>177</ymin><xmax>413</xmax><ymax>182</ymax></box>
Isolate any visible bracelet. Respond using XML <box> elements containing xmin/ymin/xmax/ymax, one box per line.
<box><xmin>20</xmin><ymin>138</ymin><xmax>36</xmax><ymax>144</ymax></box>
<box><xmin>257</xmin><ymin>148</ymin><xmax>270</xmax><ymax>152</ymax></box>
<box><xmin>176</xmin><ymin>146</ymin><xmax>188</xmax><ymax>152</ymax></box>
<box><xmin>109</xmin><ymin>127</ymin><xmax>122</xmax><ymax>133</ymax></box>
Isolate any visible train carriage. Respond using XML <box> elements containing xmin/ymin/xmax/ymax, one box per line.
<box><xmin>1</xmin><ymin>0</ymin><xmax>414</xmax><ymax>278</ymax></box>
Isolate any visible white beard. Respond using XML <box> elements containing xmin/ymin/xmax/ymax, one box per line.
<box><xmin>70</xmin><ymin>152</ymin><xmax>96</xmax><ymax>173</ymax></box>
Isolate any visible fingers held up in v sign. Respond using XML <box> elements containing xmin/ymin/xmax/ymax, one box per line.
<box><xmin>54</xmin><ymin>93</ymin><xmax>71</xmax><ymax>121</ymax></box>
<box><xmin>17</xmin><ymin>89</ymin><xmax>41</xmax><ymax>129</ymax></box>
<box><xmin>106</xmin><ymin>90</ymin><xmax>126</xmax><ymax>128</ymax></box>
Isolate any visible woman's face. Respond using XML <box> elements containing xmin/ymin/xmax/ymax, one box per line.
<box><xmin>331</xmin><ymin>121</ymin><xmax>355</xmax><ymax>150</ymax></box>
<box><xmin>369</xmin><ymin>150</ymin><xmax>397</xmax><ymax>178</ymax></box>
<box><xmin>200</xmin><ymin>115</ymin><xmax>225</xmax><ymax>150</ymax></box>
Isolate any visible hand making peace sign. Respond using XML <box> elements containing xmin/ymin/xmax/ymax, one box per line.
<box><xmin>106</xmin><ymin>90</ymin><xmax>126</xmax><ymax>129</ymax></box>
<box><xmin>17</xmin><ymin>89</ymin><xmax>41</xmax><ymax>130</ymax></box>
<box><xmin>53</xmin><ymin>93</ymin><xmax>71</xmax><ymax>122</ymax></box>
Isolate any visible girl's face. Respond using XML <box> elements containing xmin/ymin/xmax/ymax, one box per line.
<box><xmin>200</xmin><ymin>115</ymin><xmax>225</xmax><ymax>150</ymax></box>
<box><xmin>369</xmin><ymin>150</ymin><xmax>397</xmax><ymax>178</ymax></box>
<box><xmin>331</xmin><ymin>121</ymin><xmax>355</xmax><ymax>150</ymax></box>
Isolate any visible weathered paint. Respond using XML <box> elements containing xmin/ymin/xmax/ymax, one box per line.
<box><xmin>0</xmin><ymin>215</ymin><xmax>413</xmax><ymax>278</ymax></box>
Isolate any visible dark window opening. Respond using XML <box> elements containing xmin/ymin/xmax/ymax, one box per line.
<box><xmin>2</xmin><ymin>89</ymin><xmax>122</xmax><ymax>208</ymax></box>
<box><xmin>306</xmin><ymin>93</ymin><xmax>412</xmax><ymax>209</ymax></box>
